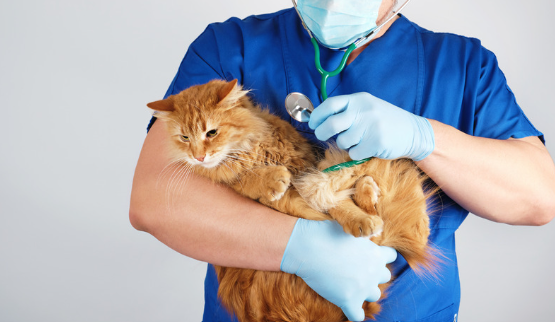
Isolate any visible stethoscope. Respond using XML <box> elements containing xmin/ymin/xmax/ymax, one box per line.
<box><xmin>285</xmin><ymin>0</ymin><xmax>412</xmax><ymax>122</ymax></box>
<box><xmin>284</xmin><ymin>0</ymin><xmax>412</xmax><ymax>171</ymax></box>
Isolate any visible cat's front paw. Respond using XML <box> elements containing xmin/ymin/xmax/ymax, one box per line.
<box><xmin>264</xmin><ymin>166</ymin><xmax>292</xmax><ymax>201</ymax></box>
<box><xmin>342</xmin><ymin>211</ymin><xmax>384</xmax><ymax>238</ymax></box>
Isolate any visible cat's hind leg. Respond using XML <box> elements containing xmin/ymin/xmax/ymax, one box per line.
<box><xmin>271</xmin><ymin>189</ymin><xmax>331</xmax><ymax>221</ymax></box>
<box><xmin>328</xmin><ymin>199</ymin><xmax>383</xmax><ymax>238</ymax></box>
<box><xmin>353</xmin><ymin>176</ymin><xmax>381</xmax><ymax>213</ymax></box>
<box><xmin>327</xmin><ymin>175</ymin><xmax>384</xmax><ymax>238</ymax></box>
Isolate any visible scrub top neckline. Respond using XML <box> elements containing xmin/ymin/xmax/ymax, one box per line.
<box><xmin>281</xmin><ymin>12</ymin><xmax>423</xmax><ymax>134</ymax></box>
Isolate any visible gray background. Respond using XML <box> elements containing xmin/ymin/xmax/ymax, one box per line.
<box><xmin>1</xmin><ymin>0</ymin><xmax>554</xmax><ymax>321</ymax></box>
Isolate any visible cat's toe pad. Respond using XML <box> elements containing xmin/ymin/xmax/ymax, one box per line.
<box><xmin>343</xmin><ymin>215</ymin><xmax>384</xmax><ymax>238</ymax></box>
<box><xmin>265</xmin><ymin>167</ymin><xmax>291</xmax><ymax>201</ymax></box>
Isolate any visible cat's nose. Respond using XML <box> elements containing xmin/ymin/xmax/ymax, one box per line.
<box><xmin>195</xmin><ymin>155</ymin><xmax>206</xmax><ymax>162</ymax></box>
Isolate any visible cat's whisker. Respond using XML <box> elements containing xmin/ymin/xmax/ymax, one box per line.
<box><xmin>157</xmin><ymin>157</ymin><xmax>188</xmax><ymax>189</ymax></box>
<box><xmin>223</xmin><ymin>157</ymin><xmax>261</xmax><ymax>177</ymax></box>
<box><xmin>225</xmin><ymin>152</ymin><xmax>268</xmax><ymax>165</ymax></box>
<box><xmin>176</xmin><ymin>163</ymin><xmax>194</xmax><ymax>198</ymax></box>
<box><xmin>226</xmin><ymin>155</ymin><xmax>286</xmax><ymax>173</ymax></box>
<box><xmin>171</xmin><ymin>163</ymin><xmax>195</xmax><ymax>211</ymax></box>
<box><xmin>227</xmin><ymin>149</ymin><xmax>267</xmax><ymax>160</ymax></box>
<box><xmin>222</xmin><ymin>162</ymin><xmax>245</xmax><ymax>192</ymax></box>
<box><xmin>166</xmin><ymin>160</ymin><xmax>189</xmax><ymax>211</ymax></box>
<box><xmin>225</xmin><ymin>155</ymin><xmax>256</xmax><ymax>166</ymax></box>
<box><xmin>220</xmin><ymin>160</ymin><xmax>252</xmax><ymax>179</ymax></box>
<box><xmin>228</xmin><ymin>149</ymin><xmax>291</xmax><ymax>168</ymax></box>
<box><xmin>156</xmin><ymin>157</ymin><xmax>188</xmax><ymax>213</ymax></box>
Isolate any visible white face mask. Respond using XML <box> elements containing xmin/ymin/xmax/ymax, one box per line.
<box><xmin>295</xmin><ymin>0</ymin><xmax>383</xmax><ymax>49</ymax></box>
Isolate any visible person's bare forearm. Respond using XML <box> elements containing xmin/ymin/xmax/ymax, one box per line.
<box><xmin>129</xmin><ymin>120</ymin><xmax>297</xmax><ymax>271</ymax></box>
<box><xmin>417</xmin><ymin>120</ymin><xmax>555</xmax><ymax>225</ymax></box>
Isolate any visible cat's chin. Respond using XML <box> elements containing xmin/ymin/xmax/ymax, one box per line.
<box><xmin>191</xmin><ymin>156</ymin><xmax>224</xmax><ymax>169</ymax></box>
<box><xmin>198</xmin><ymin>160</ymin><xmax>221</xmax><ymax>169</ymax></box>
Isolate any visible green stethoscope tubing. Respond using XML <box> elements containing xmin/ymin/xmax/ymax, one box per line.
<box><xmin>310</xmin><ymin>37</ymin><xmax>373</xmax><ymax>172</ymax></box>
<box><xmin>311</xmin><ymin>37</ymin><xmax>356</xmax><ymax>101</ymax></box>
<box><xmin>322</xmin><ymin>158</ymin><xmax>374</xmax><ymax>173</ymax></box>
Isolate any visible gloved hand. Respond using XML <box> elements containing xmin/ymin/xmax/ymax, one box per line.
<box><xmin>308</xmin><ymin>92</ymin><xmax>435</xmax><ymax>161</ymax></box>
<box><xmin>280</xmin><ymin>219</ymin><xmax>397</xmax><ymax>322</ymax></box>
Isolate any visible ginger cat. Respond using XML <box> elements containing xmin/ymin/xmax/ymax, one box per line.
<box><xmin>147</xmin><ymin>79</ymin><xmax>437</xmax><ymax>322</ymax></box>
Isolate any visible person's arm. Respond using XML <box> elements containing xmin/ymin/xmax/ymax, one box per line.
<box><xmin>308</xmin><ymin>93</ymin><xmax>555</xmax><ymax>227</ymax></box>
<box><xmin>129</xmin><ymin>120</ymin><xmax>297</xmax><ymax>271</ymax></box>
<box><xmin>416</xmin><ymin>120</ymin><xmax>555</xmax><ymax>226</ymax></box>
<box><xmin>130</xmin><ymin>119</ymin><xmax>396</xmax><ymax>321</ymax></box>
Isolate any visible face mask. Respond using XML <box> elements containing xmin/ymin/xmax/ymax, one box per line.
<box><xmin>295</xmin><ymin>0</ymin><xmax>382</xmax><ymax>49</ymax></box>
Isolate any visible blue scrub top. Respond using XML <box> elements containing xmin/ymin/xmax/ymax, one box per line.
<box><xmin>149</xmin><ymin>8</ymin><xmax>543</xmax><ymax>322</ymax></box>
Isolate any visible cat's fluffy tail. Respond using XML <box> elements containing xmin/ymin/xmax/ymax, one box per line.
<box><xmin>365</xmin><ymin>159</ymin><xmax>443</xmax><ymax>279</ymax></box>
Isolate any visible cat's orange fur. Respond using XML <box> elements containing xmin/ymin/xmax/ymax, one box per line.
<box><xmin>148</xmin><ymin>79</ymin><xmax>437</xmax><ymax>322</ymax></box>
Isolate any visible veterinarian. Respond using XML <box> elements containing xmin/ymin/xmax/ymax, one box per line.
<box><xmin>130</xmin><ymin>0</ymin><xmax>555</xmax><ymax>321</ymax></box>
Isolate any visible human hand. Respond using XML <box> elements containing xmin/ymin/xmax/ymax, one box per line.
<box><xmin>280</xmin><ymin>219</ymin><xmax>397</xmax><ymax>322</ymax></box>
<box><xmin>308</xmin><ymin>92</ymin><xmax>435</xmax><ymax>161</ymax></box>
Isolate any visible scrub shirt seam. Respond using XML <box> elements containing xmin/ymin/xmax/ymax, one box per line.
<box><xmin>279</xmin><ymin>12</ymin><xmax>294</xmax><ymax>124</ymax></box>
<box><xmin>195</xmin><ymin>25</ymin><xmax>229</xmax><ymax>82</ymax></box>
<box><xmin>175</xmin><ymin>48</ymin><xmax>225</xmax><ymax>86</ymax></box>
<box><xmin>206</xmin><ymin>31</ymin><xmax>227</xmax><ymax>80</ymax></box>
<box><xmin>414</xmin><ymin>25</ymin><xmax>425</xmax><ymax>116</ymax></box>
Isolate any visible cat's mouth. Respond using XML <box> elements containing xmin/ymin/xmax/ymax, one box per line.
<box><xmin>192</xmin><ymin>154</ymin><xmax>225</xmax><ymax>169</ymax></box>
<box><xmin>195</xmin><ymin>159</ymin><xmax>220</xmax><ymax>168</ymax></box>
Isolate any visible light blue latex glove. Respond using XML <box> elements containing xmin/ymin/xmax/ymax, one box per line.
<box><xmin>308</xmin><ymin>92</ymin><xmax>435</xmax><ymax>161</ymax></box>
<box><xmin>280</xmin><ymin>219</ymin><xmax>397</xmax><ymax>322</ymax></box>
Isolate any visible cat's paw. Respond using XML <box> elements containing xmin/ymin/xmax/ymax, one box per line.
<box><xmin>264</xmin><ymin>166</ymin><xmax>292</xmax><ymax>201</ymax></box>
<box><xmin>353</xmin><ymin>176</ymin><xmax>381</xmax><ymax>213</ymax></box>
<box><xmin>358</xmin><ymin>176</ymin><xmax>381</xmax><ymax>205</ymax></box>
<box><xmin>342</xmin><ymin>213</ymin><xmax>384</xmax><ymax>238</ymax></box>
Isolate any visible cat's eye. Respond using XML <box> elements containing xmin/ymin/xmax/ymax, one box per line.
<box><xmin>180</xmin><ymin>135</ymin><xmax>189</xmax><ymax>142</ymax></box>
<box><xmin>207</xmin><ymin>129</ymin><xmax>218</xmax><ymax>138</ymax></box>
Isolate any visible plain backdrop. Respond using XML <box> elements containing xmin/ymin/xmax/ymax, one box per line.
<box><xmin>1</xmin><ymin>0</ymin><xmax>554</xmax><ymax>321</ymax></box>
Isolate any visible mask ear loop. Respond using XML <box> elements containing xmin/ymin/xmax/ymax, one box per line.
<box><xmin>311</xmin><ymin>37</ymin><xmax>356</xmax><ymax>101</ymax></box>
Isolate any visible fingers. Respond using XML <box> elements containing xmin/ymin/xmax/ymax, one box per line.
<box><xmin>336</xmin><ymin>124</ymin><xmax>364</xmax><ymax>150</ymax></box>
<box><xmin>341</xmin><ymin>303</ymin><xmax>366</xmax><ymax>322</ymax></box>
<box><xmin>314</xmin><ymin>111</ymin><xmax>354</xmax><ymax>141</ymax></box>
<box><xmin>380</xmin><ymin>246</ymin><xmax>398</xmax><ymax>264</ymax></box>
<box><xmin>379</xmin><ymin>267</ymin><xmax>392</xmax><ymax>285</ymax></box>
<box><xmin>308</xmin><ymin>95</ymin><xmax>350</xmax><ymax>131</ymax></box>
<box><xmin>365</xmin><ymin>286</ymin><xmax>382</xmax><ymax>303</ymax></box>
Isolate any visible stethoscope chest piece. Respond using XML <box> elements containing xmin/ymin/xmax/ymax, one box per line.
<box><xmin>285</xmin><ymin>92</ymin><xmax>314</xmax><ymax>122</ymax></box>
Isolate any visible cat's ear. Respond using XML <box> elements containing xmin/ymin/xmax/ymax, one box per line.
<box><xmin>147</xmin><ymin>96</ymin><xmax>175</xmax><ymax>112</ymax></box>
<box><xmin>218</xmin><ymin>79</ymin><xmax>239</xmax><ymax>102</ymax></box>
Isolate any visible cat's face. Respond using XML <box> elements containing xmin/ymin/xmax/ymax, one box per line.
<box><xmin>148</xmin><ymin>79</ymin><xmax>266</xmax><ymax>170</ymax></box>
<box><xmin>165</xmin><ymin>110</ymin><xmax>249</xmax><ymax>169</ymax></box>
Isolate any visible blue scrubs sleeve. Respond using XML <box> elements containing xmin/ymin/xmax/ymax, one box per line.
<box><xmin>165</xmin><ymin>32</ymin><xmax>224</xmax><ymax>97</ymax></box>
<box><xmin>147</xmin><ymin>21</ymin><xmax>245</xmax><ymax>132</ymax></box>
<box><xmin>472</xmin><ymin>47</ymin><xmax>544</xmax><ymax>142</ymax></box>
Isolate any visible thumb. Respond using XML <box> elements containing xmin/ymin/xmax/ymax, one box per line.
<box><xmin>380</xmin><ymin>246</ymin><xmax>398</xmax><ymax>264</ymax></box>
<box><xmin>341</xmin><ymin>303</ymin><xmax>365</xmax><ymax>322</ymax></box>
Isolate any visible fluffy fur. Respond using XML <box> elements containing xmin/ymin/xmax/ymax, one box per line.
<box><xmin>148</xmin><ymin>79</ymin><xmax>438</xmax><ymax>322</ymax></box>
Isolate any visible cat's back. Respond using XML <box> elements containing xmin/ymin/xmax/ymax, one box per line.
<box><xmin>253</xmin><ymin>108</ymin><xmax>316</xmax><ymax>173</ymax></box>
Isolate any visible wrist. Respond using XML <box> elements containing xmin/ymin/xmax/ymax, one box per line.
<box><xmin>280</xmin><ymin>218</ymin><xmax>304</xmax><ymax>273</ymax></box>
<box><xmin>409</xmin><ymin>116</ymin><xmax>435</xmax><ymax>161</ymax></box>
